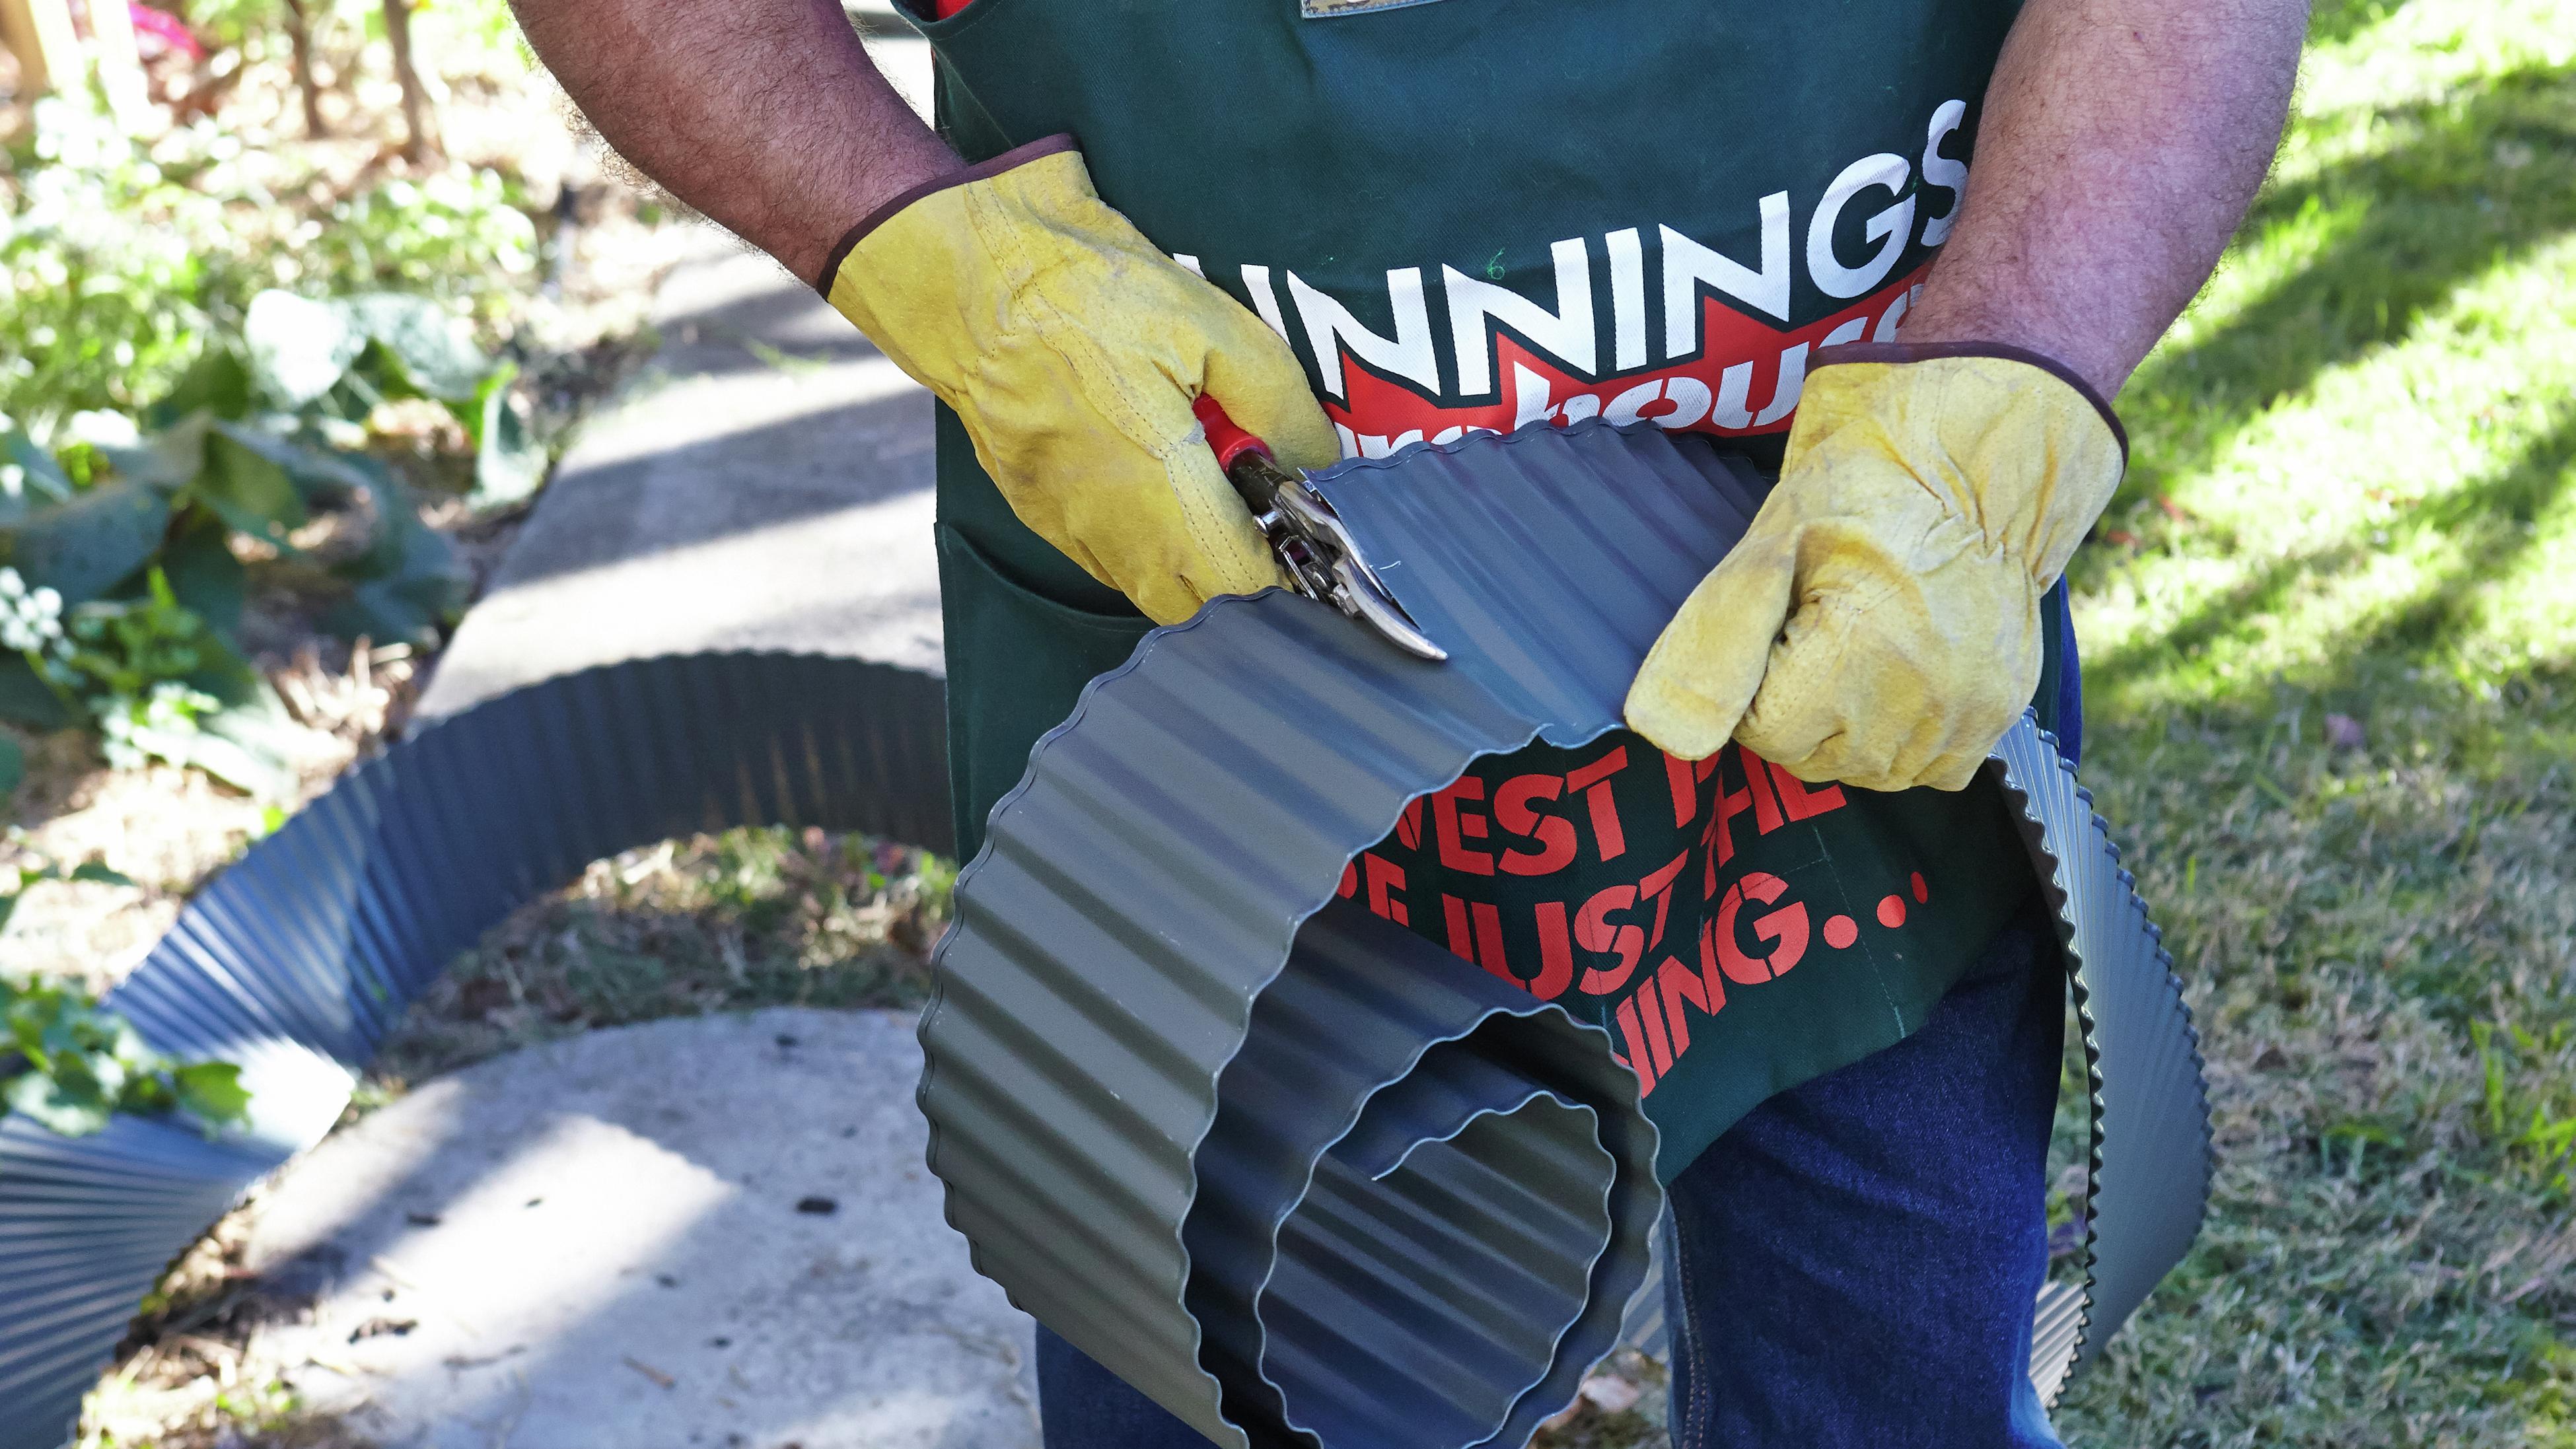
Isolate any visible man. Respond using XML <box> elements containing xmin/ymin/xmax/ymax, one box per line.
<box><xmin>509</xmin><ymin>0</ymin><xmax>2303</xmax><ymax>1442</ymax></box>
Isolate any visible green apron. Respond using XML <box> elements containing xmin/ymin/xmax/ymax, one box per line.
<box><xmin>912</xmin><ymin>0</ymin><xmax>2055</xmax><ymax>1180</ymax></box>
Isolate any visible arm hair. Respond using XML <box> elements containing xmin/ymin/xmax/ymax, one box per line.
<box><xmin>1902</xmin><ymin>0</ymin><xmax>2309</xmax><ymax>395</ymax></box>
<box><xmin>510</xmin><ymin>0</ymin><xmax>957</xmax><ymax>284</ymax></box>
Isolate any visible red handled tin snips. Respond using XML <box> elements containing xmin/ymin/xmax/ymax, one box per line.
<box><xmin>1192</xmin><ymin>395</ymin><xmax>1448</xmax><ymax>661</ymax></box>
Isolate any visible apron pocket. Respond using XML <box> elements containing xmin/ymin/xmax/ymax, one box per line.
<box><xmin>936</xmin><ymin>521</ymin><xmax>1154</xmax><ymax>858</ymax></box>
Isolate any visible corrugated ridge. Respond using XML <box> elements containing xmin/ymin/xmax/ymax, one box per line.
<box><xmin>2027</xmin><ymin>1279</ymin><xmax>2088</xmax><ymax>1403</ymax></box>
<box><xmin>1182</xmin><ymin>907</ymin><xmax>1634</xmax><ymax>1449</ymax></box>
<box><xmin>1314</xmin><ymin>423</ymin><xmax>1762</xmax><ymax>740</ymax></box>
<box><xmin>1266</xmin><ymin>1104</ymin><xmax>1606</xmax><ymax>1449</ymax></box>
<box><xmin>0</xmin><ymin>1114</ymin><xmax>262</xmax><ymax>1447</ymax></box>
<box><xmin>915</xmin><ymin>585</ymin><xmax>1570</xmax><ymax>1441</ymax></box>
<box><xmin>0</xmin><ymin>652</ymin><xmax>950</xmax><ymax>1449</ymax></box>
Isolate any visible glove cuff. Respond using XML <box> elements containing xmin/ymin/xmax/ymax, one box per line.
<box><xmin>814</xmin><ymin>133</ymin><xmax>1079</xmax><ymax>300</ymax></box>
<box><xmin>1808</xmin><ymin>340</ymin><xmax>2126</xmax><ymax>464</ymax></box>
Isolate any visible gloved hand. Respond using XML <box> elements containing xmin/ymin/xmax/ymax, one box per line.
<box><xmin>823</xmin><ymin>137</ymin><xmax>1340</xmax><ymax>624</ymax></box>
<box><xmin>1624</xmin><ymin>348</ymin><xmax>2124</xmax><ymax>791</ymax></box>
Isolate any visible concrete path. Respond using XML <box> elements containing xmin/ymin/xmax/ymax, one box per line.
<box><xmin>240</xmin><ymin>1010</ymin><xmax>1040</xmax><ymax>1449</ymax></box>
<box><xmin>417</xmin><ymin>24</ymin><xmax>942</xmax><ymax>721</ymax></box>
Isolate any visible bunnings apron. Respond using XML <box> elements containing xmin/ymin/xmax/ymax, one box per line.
<box><xmin>912</xmin><ymin>0</ymin><xmax>2069</xmax><ymax>1180</ymax></box>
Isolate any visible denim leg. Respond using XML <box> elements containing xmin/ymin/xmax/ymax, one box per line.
<box><xmin>1663</xmin><ymin>900</ymin><xmax>2067</xmax><ymax>1449</ymax></box>
<box><xmin>1036</xmin><ymin>1323</ymin><xmax>1213</xmax><ymax>1449</ymax></box>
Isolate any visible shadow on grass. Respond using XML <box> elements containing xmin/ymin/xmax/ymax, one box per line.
<box><xmin>2112</xmin><ymin>60</ymin><xmax>2576</xmax><ymax>510</ymax></box>
<box><xmin>2089</xmin><ymin>395</ymin><xmax>2576</xmax><ymax>697</ymax></box>
<box><xmin>2082</xmin><ymin>57</ymin><xmax>2576</xmax><ymax>706</ymax></box>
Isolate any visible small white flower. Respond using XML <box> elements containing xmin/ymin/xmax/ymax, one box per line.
<box><xmin>0</xmin><ymin>573</ymin><xmax>66</xmax><ymax>653</ymax></box>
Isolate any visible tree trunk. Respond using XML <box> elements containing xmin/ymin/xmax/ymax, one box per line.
<box><xmin>382</xmin><ymin>0</ymin><xmax>435</xmax><ymax>162</ymax></box>
<box><xmin>281</xmin><ymin>0</ymin><xmax>323</xmax><ymax>137</ymax></box>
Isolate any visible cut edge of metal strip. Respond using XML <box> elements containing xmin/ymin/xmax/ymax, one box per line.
<box><xmin>1600</xmin><ymin>715</ymin><xmax>2217</xmax><ymax>1411</ymax></box>
<box><xmin>1989</xmin><ymin>713</ymin><xmax>2215</xmax><ymax>1407</ymax></box>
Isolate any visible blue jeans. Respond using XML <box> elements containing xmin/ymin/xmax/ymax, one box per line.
<box><xmin>1033</xmin><ymin>900</ymin><xmax>2068</xmax><ymax>1448</ymax></box>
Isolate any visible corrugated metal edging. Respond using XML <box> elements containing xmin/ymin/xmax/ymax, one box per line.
<box><xmin>0</xmin><ymin>653</ymin><xmax>950</xmax><ymax>1449</ymax></box>
<box><xmin>1191</xmin><ymin>904</ymin><xmax>1656</xmax><ymax>1449</ymax></box>
<box><xmin>922</xmin><ymin>417</ymin><xmax>2211</xmax><ymax>1446</ymax></box>
<box><xmin>1991</xmin><ymin>719</ymin><xmax>2215</xmax><ymax>1402</ymax></box>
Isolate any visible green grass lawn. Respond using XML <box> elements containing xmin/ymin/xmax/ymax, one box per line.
<box><xmin>2050</xmin><ymin>1</ymin><xmax>2576</xmax><ymax>1442</ymax></box>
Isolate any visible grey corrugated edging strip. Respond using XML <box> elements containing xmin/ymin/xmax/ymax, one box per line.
<box><xmin>0</xmin><ymin>653</ymin><xmax>951</xmax><ymax>1449</ymax></box>
<box><xmin>918</xmin><ymin>417</ymin><xmax>2212</xmax><ymax>1446</ymax></box>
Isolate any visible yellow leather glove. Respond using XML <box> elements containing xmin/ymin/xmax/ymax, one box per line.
<box><xmin>822</xmin><ymin>137</ymin><xmax>1340</xmax><ymax>624</ymax></box>
<box><xmin>1624</xmin><ymin>348</ymin><xmax>2124</xmax><ymax>791</ymax></box>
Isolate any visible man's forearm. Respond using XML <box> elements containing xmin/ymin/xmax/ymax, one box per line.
<box><xmin>511</xmin><ymin>0</ymin><xmax>956</xmax><ymax>285</ymax></box>
<box><xmin>1902</xmin><ymin>0</ymin><xmax>2307</xmax><ymax>396</ymax></box>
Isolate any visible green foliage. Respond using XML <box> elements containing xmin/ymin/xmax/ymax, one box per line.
<box><xmin>0</xmin><ymin>316</ymin><xmax>484</xmax><ymax>788</ymax></box>
<box><xmin>59</xmin><ymin>568</ymin><xmax>207</xmax><ymax>703</ymax></box>
<box><xmin>0</xmin><ymin>43</ymin><xmax>559</xmax><ymax>791</ymax></box>
<box><xmin>233</xmin><ymin>286</ymin><xmax>550</xmax><ymax>504</ymax></box>
<box><xmin>0</xmin><ymin>967</ymin><xmax>249</xmax><ymax>1138</ymax></box>
<box><xmin>470</xmin><ymin>360</ymin><xmax>548</xmax><ymax>506</ymax></box>
<box><xmin>307</xmin><ymin>172</ymin><xmax>539</xmax><ymax>320</ymax></box>
<box><xmin>0</xmin><ymin>427</ymin><xmax>78</xmax><ymax>524</ymax></box>
<box><xmin>3</xmin><ymin>94</ymin><xmax>548</xmax><ymax>469</ymax></box>
<box><xmin>5</xmin><ymin>481</ymin><xmax>170</xmax><ymax>606</ymax></box>
<box><xmin>0</xmin><ymin>102</ymin><xmax>233</xmax><ymax>430</ymax></box>
<box><xmin>0</xmin><ymin>836</ymin><xmax>254</xmax><ymax>1140</ymax></box>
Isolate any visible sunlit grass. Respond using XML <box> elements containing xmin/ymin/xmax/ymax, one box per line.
<box><xmin>2087</xmin><ymin>230</ymin><xmax>2576</xmax><ymax>709</ymax></box>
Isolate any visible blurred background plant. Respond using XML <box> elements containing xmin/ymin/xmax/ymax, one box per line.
<box><xmin>0</xmin><ymin>0</ymin><xmax>684</xmax><ymax>984</ymax></box>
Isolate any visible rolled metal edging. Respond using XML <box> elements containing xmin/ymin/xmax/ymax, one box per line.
<box><xmin>0</xmin><ymin>653</ymin><xmax>952</xmax><ymax>1449</ymax></box>
<box><xmin>920</xmin><ymin>418</ymin><xmax>2213</xmax><ymax>1446</ymax></box>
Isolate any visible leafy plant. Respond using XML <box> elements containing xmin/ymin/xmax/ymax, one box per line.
<box><xmin>3</xmin><ymin>88</ymin><xmax>548</xmax><ymax>437</ymax></box>
<box><xmin>235</xmin><ymin>287</ymin><xmax>547</xmax><ymax>505</ymax></box>
<box><xmin>0</xmin><ymin>968</ymin><xmax>250</xmax><ymax>1138</ymax></box>
<box><xmin>0</xmin><ymin>340</ymin><xmax>480</xmax><ymax>791</ymax></box>
<box><xmin>58</xmin><ymin>568</ymin><xmax>209</xmax><ymax>703</ymax></box>
<box><xmin>0</xmin><ymin>100</ymin><xmax>242</xmax><ymax>431</ymax></box>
